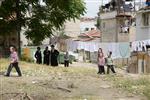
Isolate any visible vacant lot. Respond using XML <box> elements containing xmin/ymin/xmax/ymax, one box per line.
<box><xmin>0</xmin><ymin>59</ymin><xmax>149</xmax><ymax>100</ymax></box>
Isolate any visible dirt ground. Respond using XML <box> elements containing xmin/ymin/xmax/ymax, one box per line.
<box><xmin>0</xmin><ymin>61</ymin><xmax>148</xmax><ymax>100</ymax></box>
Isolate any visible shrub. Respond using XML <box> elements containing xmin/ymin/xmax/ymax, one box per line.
<box><xmin>21</xmin><ymin>54</ymin><xmax>34</xmax><ymax>63</ymax></box>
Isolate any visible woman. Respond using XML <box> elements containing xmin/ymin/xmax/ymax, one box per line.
<box><xmin>43</xmin><ymin>46</ymin><xmax>50</xmax><ymax>65</ymax></box>
<box><xmin>50</xmin><ymin>45</ymin><xmax>59</xmax><ymax>66</ymax></box>
<box><xmin>5</xmin><ymin>46</ymin><xmax>22</xmax><ymax>77</ymax></box>
<box><xmin>35</xmin><ymin>47</ymin><xmax>42</xmax><ymax>64</ymax></box>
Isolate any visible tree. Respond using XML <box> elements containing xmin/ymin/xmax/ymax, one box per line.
<box><xmin>0</xmin><ymin>0</ymin><xmax>86</xmax><ymax>45</ymax></box>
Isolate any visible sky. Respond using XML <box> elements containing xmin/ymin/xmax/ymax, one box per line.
<box><xmin>84</xmin><ymin>0</ymin><xmax>110</xmax><ymax>17</ymax></box>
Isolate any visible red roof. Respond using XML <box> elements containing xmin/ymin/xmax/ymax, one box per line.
<box><xmin>79</xmin><ymin>30</ymin><xmax>101</xmax><ymax>38</ymax></box>
<box><xmin>77</xmin><ymin>29</ymin><xmax>101</xmax><ymax>42</ymax></box>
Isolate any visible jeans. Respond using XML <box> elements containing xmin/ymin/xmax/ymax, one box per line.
<box><xmin>6</xmin><ymin>62</ymin><xmax>22</xmax><ymax>76</ymax></box>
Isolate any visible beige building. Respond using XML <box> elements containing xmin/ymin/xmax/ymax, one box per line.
<box><xmin>64</xmin><ymin>19</ymin><xmax>80</xmax><ymax>38</ymax></box>
<box><xmin>100</xmin><ymin>10</ymin><xmax>135</xmax><ymax>42</ymax></box>
<box><xmin>136</xmin><ymin>7</ymin><xmax>150</xmax><ymax>41</ymax></box>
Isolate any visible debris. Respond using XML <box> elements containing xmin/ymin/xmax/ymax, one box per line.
<box><xmin>57</xmin><ymin>87</ymin><xmax>71</xmax><ymax>92</ymax></box>
<box><xmin>24</xmin><ymin>93</ymin><xmax>34</xmax><ymax>100</ymax></box>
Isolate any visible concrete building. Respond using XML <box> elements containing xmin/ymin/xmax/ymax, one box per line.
<box><xmin>64</xmin><ymin>19</ymin><xmax>80</xmax><ymax>38</ymax></box>
<box><xmin>136</xmin><ymin>7</ymin><xmax>150</xmax><ymax>41</ymax></box>
<box><xmin>80</xmin><ymin>17</ymin><xmax>97</xmax><ymax>33</ymax></box>
<box><xmin>100</xmin><ymin>11</ymin><xmax>135</xmax><ymax>42</ymax></box>
<box><xmin>99</xmin><ymin>0</ymin><xmax>141</xmax><ymax>42</ymax></box>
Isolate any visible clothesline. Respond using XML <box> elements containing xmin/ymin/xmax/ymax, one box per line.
<box><xmin>131</xmin><ymin>39</ymin><xmax>150</xmax><ymax>52</ymax></box>
<box><xmin>66</xmin><ymin>40</ymin><xmax>130</xmax><ymax>59</ymax></box>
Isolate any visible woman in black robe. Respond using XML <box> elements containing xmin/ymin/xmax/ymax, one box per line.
<box><xmin>43</xmin><ymin>46</ymin><xmax>50</xmax><ymax>65</ymax></box>
<box><xmin>50</xmin><ymin>45</ymin><xmax>59</xmax><ymax>66</ymax></box>
<box><xmin>35</xmin><ymin>47</ymin><xmax>42</xmax><ymax>64</ymax></box>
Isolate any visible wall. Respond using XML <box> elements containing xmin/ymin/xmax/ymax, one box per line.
<box><xmin>80</xmin><ymin>20</ymin><xmax>97</xmax><ymax>33</ymax></box>
<box><xmin>129</xmin><ymin>26</ymin><xmax>136</xmax><ymax>42</ymax></box>
<box><xmin>64</xmin><ymin>19</ymin><xmax>80</xmax><ymax>37</ymax></box>
<box><xmin>101</xmin><ymin>18</ymin><xmax>117</xmax><ymax>42</ymax></box>
<box><xmin>136</xmin><ymin>11</ymin><xmax>150</xmax><ymax>41</ymax></box>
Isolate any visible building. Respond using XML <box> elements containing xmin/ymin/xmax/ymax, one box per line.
<box><xmin>99</xmin><ymin>0</ymin><xmax>136</xmax><ymax>42</ymax></box>
<box><xmin>100</xmin><ymin>11</ymin><xmax>135</xmax><ymax>42</ymax></box>
<box><xmin>64</xmin><ymin>19</ymin><xmax>80</xmax><ymax>38</ymax></box>
<box><xmin>136</xmin><ymin>7</ymin><xmax>150</xmax><ymax>41</ymax></box>
<box><xmin>128</xmin><ymin>4</ymin><xmax>150</xmax><ymax>74</ymax></box>
<box><xmin>80</xmin><ymin>17</ymin><xmax>97</xmax><ymax>33</ymax></box>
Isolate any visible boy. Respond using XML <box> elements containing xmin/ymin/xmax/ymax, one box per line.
<box><xmin>106</xmin><ymin>51</ymin><xmax>116</xmax><ymax>74</ymax></box>
<box><xmin>64</xmin><ymin>52</ymin><xmax>69</xmax><ymax>67</ymax></box>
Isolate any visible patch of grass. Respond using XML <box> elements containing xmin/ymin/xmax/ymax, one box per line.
<box><xmin>0</xmin><ymin>59</ymin><xmax>96</xmax><ymax>77</ymax></box>
<box><xmin>104</xmin><ymin>75</ymin><xmax>150</xmax><ymax>99</ymax></box>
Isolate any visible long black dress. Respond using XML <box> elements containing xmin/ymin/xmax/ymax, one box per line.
<box><xmin>50</xmin><ymin>50</ymin><xmax>59</xmax><ymax>66</ymax></box>
<box><xmin>35</xmin><ymin>51</ymin><xmax>42</xmax><ymax>64</ymax></box>
<box><xmin>43</xmin><ymin>50</ymin><xmax>50</xmax><ymax>65</ymax></box>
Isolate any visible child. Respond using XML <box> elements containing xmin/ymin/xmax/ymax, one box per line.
<box><xmin>64</xmin><ymin>51</ymin><xmax>69</xmax><ymax>67</ymax></box>
<box><xmin>5</xmin><ymin>46</ymin><xmax>22</xmax><ymax>77</ymax></box>
<box><xmin>106</xmin><ymin>51</ymin><xmax>116</xmax><ymax>74</ymax></box>
<box><xmin>98</xmin><ymin>52</ymin><xmax>105</xmax><ymax>74</ymax></box>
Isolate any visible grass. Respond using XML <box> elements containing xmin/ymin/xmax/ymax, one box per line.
<box><xmin>1</xmin><ymin>59</ymin><xmax>150</xmax><ymax>100</ymax></box>
<box><xmin>0</xmin><ymin>59</ymin><xmax>97</xmax><ymax>77</ymax></box>
<box><xmin>0</xmin><ymin>59</ymin><xmax>101</xmax><ymax>100</ymax></box>
<box><xmin>104</xmin><ymin>74</ymin><xmax>150</xmax><ymax>99</ymax></box>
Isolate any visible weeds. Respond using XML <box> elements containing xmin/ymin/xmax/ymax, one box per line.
<box><xmin>104</xmin><ymin>75</ymin><xmax>150</xmax><ymax>99</ymax></box>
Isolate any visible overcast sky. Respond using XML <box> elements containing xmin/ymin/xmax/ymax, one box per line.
<box><xmin>84</xmin><ymin>0</ymin><xmax>110</xmax><ymax>17</ymax></box>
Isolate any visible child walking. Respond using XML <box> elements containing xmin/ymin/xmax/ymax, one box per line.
<box><xmin>106</xmin><ymin>51</ymin><xmax>116</xmax><ymax>74</ymax></box>
<box><xmin>5</xmin><ymin>46</ymin><xmax>22</xmax><ymax>77</ymax></box>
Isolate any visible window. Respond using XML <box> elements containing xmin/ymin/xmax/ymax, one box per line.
<box><xmin>85</xmin><ymin>28</ymin><xmax>89</xmax><ymax>31</ymax></box>
<box><xmin>142</xmin><ymin>13</ymin><xmax>149</xmax><ymax>26</ymax></box>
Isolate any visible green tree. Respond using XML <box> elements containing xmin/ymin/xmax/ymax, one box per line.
<box><xmin>0</xmin><ymin>0</ymin><xmax>86</xmax><ymax>45</ymax></box>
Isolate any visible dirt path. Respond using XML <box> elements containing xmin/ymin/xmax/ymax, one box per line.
<box><xmin>0</xmin><ymin>62</ymin><xmax>148</xmax><ymax>100</ymax></box>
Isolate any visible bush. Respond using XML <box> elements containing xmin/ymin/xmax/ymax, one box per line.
<box><xmin>21</xmin><ymin>54</ymin><xmax>34</xmax><ymax>63</ymax></box>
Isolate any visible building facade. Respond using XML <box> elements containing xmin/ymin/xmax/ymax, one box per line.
<box><xmin>136</xmin><ymin>8</ymin><xmax>150</xmax><ymax>41</ymax></box>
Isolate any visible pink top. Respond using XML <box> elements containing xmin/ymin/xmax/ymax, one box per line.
<box><xmin>98</xmin><ymin>57</ymin><xmax>105</xmax><ymax>66</ymax></box>
<box><xmin>10</xmin><ymin>51</ymin><xmax>19</xmax><ymax>63</ymax></box>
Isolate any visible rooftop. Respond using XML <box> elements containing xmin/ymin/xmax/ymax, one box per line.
<box><xmin>76</xmin><ymin>29</ymin><xmax>101</xmax><ymax>42</ymax></box>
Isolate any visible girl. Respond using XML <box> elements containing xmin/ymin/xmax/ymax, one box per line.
<box><xmin>97</xmin><ymin>48</ymin><xmax>105</xmax><ymax>74</ymax></box>
<box><xmin>98</xmin><ymin>53</ymin><xmax>105</xmax><ymax>74</ymax></box>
